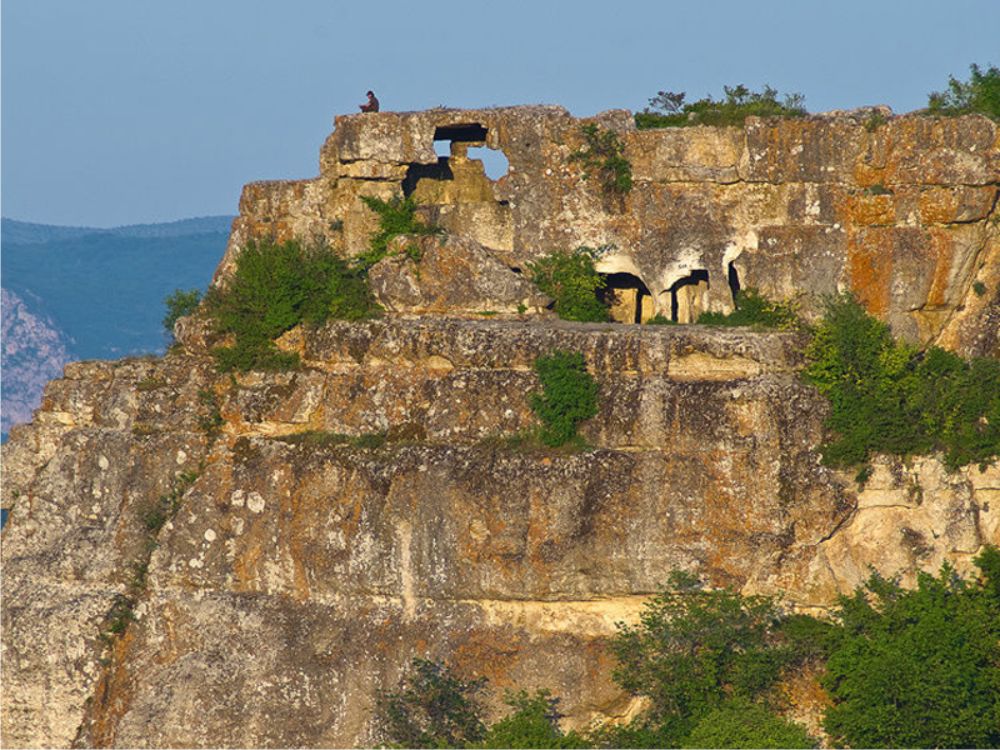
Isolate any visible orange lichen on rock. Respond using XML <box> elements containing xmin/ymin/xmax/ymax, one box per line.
<box><xmin>847</xmin><ymin>230</ymin><xmax>893</xmax><ymax>316</ymax></box>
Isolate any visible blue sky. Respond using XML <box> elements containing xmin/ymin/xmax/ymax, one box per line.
<box><xmin>2</xmin><ymin>0</ymin><xmax>998</xmax><ymax>227</ymax></box>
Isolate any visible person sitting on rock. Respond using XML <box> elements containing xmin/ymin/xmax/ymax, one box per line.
<box><xmin>359</xmin><ymin>91</ymin><xmax>379</xmax><ymax>113</ymax></box>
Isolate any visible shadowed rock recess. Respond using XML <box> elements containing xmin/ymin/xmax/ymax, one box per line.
<box><xmin>2</xmin><ymin>106</ymin><xmax>998</xmax><ymax>748</ymax></box>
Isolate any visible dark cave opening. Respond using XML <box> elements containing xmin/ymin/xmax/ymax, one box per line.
<box><xmin>601</xmin><ymin>272</ymin><xmax>653</xmax><ymax>324</ymax></box>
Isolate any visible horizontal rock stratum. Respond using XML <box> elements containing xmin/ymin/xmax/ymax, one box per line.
<box><xmin>2</xmin><ymin>106</ymin><xmax>998</xmax><ymax>747</ymax></box>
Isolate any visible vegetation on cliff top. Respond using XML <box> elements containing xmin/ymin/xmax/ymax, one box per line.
<box><xmin>636</xmin><ymin>85</ymin><xmax>807</xmax><ymax>129</ymax></box>
<box><xmin>927</xmin><ymin>63</ymin><xmax>1000</xmax><ymax>120</ymax></box>
<box><xmin>205</xmin><ymin>238</ymin><xmax>380</xmax><ymax>372</ymax></box>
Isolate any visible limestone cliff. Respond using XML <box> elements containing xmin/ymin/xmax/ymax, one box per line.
<box><xmin>1</xmin><ymin>107</ymin><xmax>998</xmax><ymax>748</ymax></box>
<box><xmin>222</xmin><ymin>106</ymin><xmax>999</xmax><ymax>356</ymax></box>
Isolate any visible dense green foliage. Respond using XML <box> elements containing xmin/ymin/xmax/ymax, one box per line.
<box><xmin>696</xmin><ymin>288</ymin><xmax>799</xmax><ymax>329</ymax></box>
<box><xmin>608</xmin><ymin>571</ymin><xmax>812</xmax><ymax>747</ymax></box>
<box><xmin>804</xmin><ymin>294</ymin><xmax>1000</xmax><ymax>469</ymax></box>
<box><xmin>474</xmin><ymin>691</ymin><xmax>588</xmax><ymax>749</ymax></box>
<box><xmin>684</xmin><ymin>699</ymin><xmax>817</xmax><ymax>749</ymax></box>
<box><xmin>822</xmin><ymin>550</ymin><xmax>1000</xmax><ymax>748</ymax></box>
<box><xmin>377</xmin><ymin>557</ymin><xmax>1000</xmax><ymax>749</ymax></box>
<box><xmin>356</xmin><ymin>195</ymin><xmax>441</xmax><ymax>271</ymax></box>
<box><xmin>568</xmin><ymin>124</ymin><xmax>633</xmax><ymax>197</ymax></box>
<box><xmin>162</xmin><ymin>288</ymin><xmax>202</xmax><ymax>341</ymax></box>
<box><xmin>636</xmin><ymin>85</ymin><xmax>807</xmax><ymax>129</ymax></box>
<box><xmin>204</xmin><ymin>238</ymin><xmax>380</xmax><ymax>372</ymax></box>
<box><xmin>378</xmin><ymin>665</ymin><xmax>586</xmax><ymax>749</ymax></box>
<box><xmin>928</xmin><ymin>63</ymin><xmax>1000</xmax><ymax>119</ymax></box>
<box><xmin>527</xmin><ymin>247</ymin><xmax>609</xmax><ymax>322</ymax></box>
<box><xmin>529</xmin><ymin>351</ymin><xmax>599</xmax><ymax>447</ymax></box>
<box><xmin>377</xmin><ymin>658</ymin><xmax>488</xmax><ymax>748</ymax></box>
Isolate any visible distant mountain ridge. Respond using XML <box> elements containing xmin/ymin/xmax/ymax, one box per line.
<box><xmin>1</xmin><ymin>216</ymin><xmax>233</xmax><ymax>435</ymax></box>
<box><xmin>1</xmin><ymin>215</ymin><xmax>234</xmax><ymax>244</ymax></box>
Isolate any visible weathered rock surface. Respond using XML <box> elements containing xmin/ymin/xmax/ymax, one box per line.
<box><xmin>220</xmin><ymin>106</ymin><xmax>999</xmax><ymax>356</ymax></box>
<box><xmin>3</xmin><ymin>319</ymin><xmax>996</xmax><ymax>747</ymax></box>
<box><xmin>3</xmin><ymin>106</ymin><xmax>999</xmax><ymax>747</ymax></box>
<box><xmin>368</xmin><ymin>234</ymin><xmax>551</xmax><ymax>317</ymax></box>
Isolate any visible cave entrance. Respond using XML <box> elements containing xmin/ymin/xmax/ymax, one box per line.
<box><xmin>601</xmin><ymin>272</ymin><xmax>654</xmax><ymax>324</ymax></box>
<box><xmin>727</xmin><ymin>261</ymin><xmax>741</xmax><ymax>304</ymax></box>
<box><xmin>667</xmin><ymin>269</ymin><xmax>710</xmax><ymax>323</ymax></box>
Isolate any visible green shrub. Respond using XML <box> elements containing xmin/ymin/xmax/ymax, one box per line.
<box><xmin>204</xmin><ymin>238</ymin><xmax>380</xmax><ymax>372</ymax></box>
<box><xmin>645</xmin><ymin>314</ymin><xmax>676</xmax><ymax>326</ymax></box>
<box><xmin>696</xmin><ymin>288</ymin><xmax>798</xmax><ymax>329</ymax></box>
<box><xmin>609</xmin><ymin>571</ymin><xmax>799</xmax><ymax>745</ymax></box>
<box><xmin>377</xmin><ymin>658</ymin><xmax>487</xmax><ymax>748</ymax></box>
<box><xmin>822</xmin><ymin>549</ymin><xmax>1000</xmax><ymax>749</ymax></box>
<box><xmin>636</xmin><ymin>85</ymin><xmax>807</xmax><ymax>129</ymax></box>
<box><xmin>162</xmin><ymin>288</ymin><xmax>202</xmax><ymax>341</ymax></box>
<box><xmin>927</xmin><ymin>63</ymin><xmax>1000</xmax><ymax>120</ymax></box>
<box><xmin>973</xmin><ymin>280</ymin><xmax>987</xmax><ymax>296</ymax></box>
<box><xmin>569</xmin><ymin>124</ymin><xmax>633</xmax><ymax>197</ymax></box>
<box><xmin>527</xmin><ymin>247</ymin><xmax>609</xmax><ymax>323</ymax></box>
<box><xmin>475</xmin><ymin>690</ymin><xmax>588</xmax><ymax>749</ymax></box>
<box><xmin>684</xmin><ymin>698</ymin><xmax>816</xmax><ymax>749</ymax></box>
<box><xmin>804</xmin><ymin>294</ymin><xmax>1000</xmax><ymax>469</ymax></box>
<box><xmin>356</xmin><ymin>195</ymin><xmax>441</xmax><ymax>271</ymax></box>
<box><xmin>530</xmin><ymin>351</ymin><xmax>599</xmax><ymax>447</ymax></box>
<box><xmin>863</xmin><ymin>110</ymin><xmax>889</xmax><ymax>132</ymax></box>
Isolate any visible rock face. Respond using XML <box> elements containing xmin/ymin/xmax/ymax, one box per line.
<box><xmin>368</xmin><ymin>234</ymin><xmax>552</xmax><ymax>317</ymax></box>
<box><xmin>3</xmin><ymin>319</ymin><xmax>997</xmax><ymax>747</ymax></box>
<box><xmin>221</xmin><ymin>106</ymin><xmax>999</xmax><ymax>356</ymax></box>
<box><xmin>2</xmin><ymin>107</ymin><xmax>998</xmax><ymax>747</ymax></box>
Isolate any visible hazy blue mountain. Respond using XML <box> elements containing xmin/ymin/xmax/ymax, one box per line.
<box><xmin>1</xmin><ymin>216</ymin><xmax>234</xmax><ymax>244</ymax></box>
<box><xmin>1</xmin><ymin>216</ymin><xmax>232</xmax><ymax>435</ymax></box>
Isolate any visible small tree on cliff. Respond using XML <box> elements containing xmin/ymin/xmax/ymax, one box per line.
<box><xmin>529</xmin><ymin>351</ymin><xmax>599</xmax><ymax>447</ymax></box>
<box><xmin>376</xmin><ymin>658</ymin><xmax>487</xmax><ymax>748</ymax></box>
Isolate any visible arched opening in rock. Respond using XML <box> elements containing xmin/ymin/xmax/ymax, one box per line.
<box><xmin>667</xmin><ymin>269</ymin><xmax>710</xmax><ymax>323</ymax></box>
<box><xmin>601</xmin><ymin>272</ymin><xmax>654</xmax><ymax>324</ymax></box>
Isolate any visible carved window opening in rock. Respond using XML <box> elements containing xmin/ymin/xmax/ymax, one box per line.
<box><xmin>466</xmin><ymin>146</ymin><xmax>510</xmax><ymax>181</ymax></box>
<box><xmin>404</xmin><ymin>122</ymin><xmax>507</xmax><ymax>201</ymax></box>
<box><xmin>601</xmin><ymin>273</ymin><xmax>654</xmax><ymax>324</ymax></box>
<box><xmin>666</xmin><ymin>269</ymin><xmax>710</xmax><ymax>323</ymax></box>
